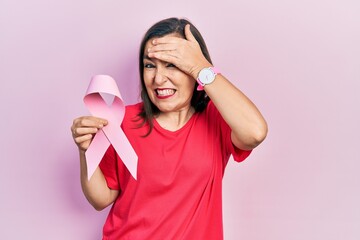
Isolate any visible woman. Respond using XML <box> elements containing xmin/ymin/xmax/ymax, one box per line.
<box><xmin>71</xmin><ymin>18</ymin><xmax>267</xmax><ymax>239</ymax></box>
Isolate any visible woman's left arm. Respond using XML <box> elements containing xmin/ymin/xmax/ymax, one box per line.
<box><xmin>201</xmin><ymin>73</ymin><xmax>268</xmax><ymax>150</ymax></box>
<box><xmin>148</xmin><ymin>24</ymin><xmax>267</xmax><ymax>150</ymax></box>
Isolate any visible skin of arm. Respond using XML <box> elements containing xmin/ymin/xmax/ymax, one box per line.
<box><xmin>148</xmin><ymin>25</ymin><xmax>268</xmax><ymax>150</ymax></box>
<box><xmin>71</xmin><ymin>117</ymin><xmax>119</xmax><ymax>210</ymax></box>
<box><xmin>200</xmin><ymin>74</ymin><xmax>267</xmax><ymax>150</ymax></box>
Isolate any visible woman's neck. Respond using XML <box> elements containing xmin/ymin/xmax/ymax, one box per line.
<box><xmin>155</xmin><ymin>107</ymin><xmax>195</xmax><ymax>131</ymax></box>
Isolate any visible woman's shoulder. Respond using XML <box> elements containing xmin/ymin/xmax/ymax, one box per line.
<box><xmin>122</xmin><ymin>102</ymin><xmax>148</xmax><ymax>134</ymax></box>
<box><xmin>125</xmin><ymin>102</ymin><xmax>143</xmax><ymax>115</ymax></box>
<box><xmin>123</xmin><ymin>102</ymin><xmax>144</xmax><ymax>125</ymax></box>
<box><xmin>203</xmin><ymin>100</ymin><xmax>217</xmax><ymax>116</ymax></box>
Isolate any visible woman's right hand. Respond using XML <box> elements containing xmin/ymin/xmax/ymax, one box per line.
<box><xmin>71</xmin><ymin>116</ymin><xmax>117</xmax><ymax>210</ymax></box>
<box><xmin>71</xmin><ymin>116</ymin><xmax>108</xmax><ymax>152</ymax></box>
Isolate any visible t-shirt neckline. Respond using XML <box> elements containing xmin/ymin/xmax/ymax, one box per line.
<box><xmin>153</xmin><ymin>112</ymin><xmax>198</xmax><ymax>134</ymax></box>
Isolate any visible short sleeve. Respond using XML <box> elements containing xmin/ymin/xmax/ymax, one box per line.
<box><xmin>207</xmin><ymin>101</ymin><xmax>252</xmax><ymax>163</ymax></box>
<box><xmin>228</xmin><ymin>141</ymin><xmax>252</xmax><ymax>162</ymax></box>
<box><xmin>98</xmin><ymin>145</ymin><xmax>120</xmax><ymax>190</ymax></box>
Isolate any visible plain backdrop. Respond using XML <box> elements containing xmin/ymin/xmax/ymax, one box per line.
<box><xmin>1</xmin><ymin>0</ymin><xmax>359</xmax><ymax>239</ymax></box>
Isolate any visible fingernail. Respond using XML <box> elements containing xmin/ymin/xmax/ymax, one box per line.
<box><xmin>99</xmin><ymin>124</ymin><xmax>103</xmax><ymax>128</ymax></box>
<box><xmin>147</xmin><ymin>47</ymin><xmax>151</xmax><ymax>52</ymax></box>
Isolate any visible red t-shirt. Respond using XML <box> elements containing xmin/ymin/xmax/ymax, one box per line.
<box><xmin>99</xmin><ymin>101</ymin><xmax>251</xmax><ymax>240</ymax></box>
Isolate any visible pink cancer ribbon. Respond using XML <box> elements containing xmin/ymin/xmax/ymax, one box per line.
<box><xmin>83</xmin><ymin>75</ymin><xmax>137</xmax><ymax>180</ymax></box>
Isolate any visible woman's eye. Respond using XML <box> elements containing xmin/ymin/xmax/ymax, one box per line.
<box><xmin>166</xmin><ymin>63</ymin><xmax>176</xmax><ymax>68</ymax></box>
<box><xmin>144</xmin><ymin>63</ymin><xmax>155</xmax><ymax>68</ymax></box>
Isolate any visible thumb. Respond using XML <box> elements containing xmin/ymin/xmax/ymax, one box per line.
<box><xmin>185</xmin><ymin>24</ymin><xmax>197</xmax><ymax>42</ymax></box>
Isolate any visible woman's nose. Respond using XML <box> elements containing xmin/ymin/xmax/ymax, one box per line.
<box><xmin>154</xmin><ymin>68</ymin><xmax>168</xmax><ymax>85</ymax></box>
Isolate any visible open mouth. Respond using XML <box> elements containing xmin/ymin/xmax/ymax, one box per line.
<box><xmin>156</xmin><ymin>88</ymin><xmax>176</xmax><ymax>97</ymax></box>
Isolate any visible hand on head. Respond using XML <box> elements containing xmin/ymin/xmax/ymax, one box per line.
<box><xmin>147</xmin><ymin>24</ymin><xmax>211</xmax><ymax>80</ymax></box>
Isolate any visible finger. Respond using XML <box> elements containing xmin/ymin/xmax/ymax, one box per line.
<box><xmin>148</xmin><ymin>51</ymin><xmax>178</xmax><ymax>64</ymax></box>
<box><xmin>73</xmin><ymin>116</ymin><xmax>108</xmax><ymax>126</ymax></box>
<box><xmin>185</xmin><ymin>24</ymin><xmax>197</xmax><ymax>43</ymax></box>
<box><xmin>74</xmin><ymin>116</ymin><xmax>108</xmax><ymax>128</ymax></box>
<box><xmin>152</xmin><ymin>36</ymin><xmax>183</xmax><ymax>45</ymax></box>
<box><xmin>73</xmin><ymin>127</ymin><xmax>99</xmax><ymax>137</ymax></box>
<box><xmin>77</xmin><ymin>138</ymin><xmax>92</xmax><ymax>151</ymax></box>
<box><xmin>79</xmin><ymin>141</ymin><xmax>91</xmax><ymax>151</ymax></box>
<box><xmin>74</xmin><ymin>134</ymin><xmax>93</xmax><ymax>145</ymax></box>
<box><xmin>148</xmin><ymin>43</ymin><xmax>177</xmax><ymax>53</ymax></box>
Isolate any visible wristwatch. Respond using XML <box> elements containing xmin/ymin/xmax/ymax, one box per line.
<box><xmin>196</xmin><ymin>67</ymin><xmax>220</xmax><ymax>91</ymax></box>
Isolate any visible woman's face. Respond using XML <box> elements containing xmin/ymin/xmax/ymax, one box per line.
<box><xmin>142</xmin><ymin>34</ymin><xmax>195</xmax><ymax>114</ymax></box>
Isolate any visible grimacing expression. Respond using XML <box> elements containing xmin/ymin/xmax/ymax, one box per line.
<box><xmin>142</xmin><ymin>34</ymin><xmax>195</xmax><ymax>114</ymax></box>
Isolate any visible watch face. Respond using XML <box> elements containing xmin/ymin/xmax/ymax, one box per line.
<box><xmin>199</xmin><ymin>68</ymin><xmax>215</xmax><ymax>84</ymax></box>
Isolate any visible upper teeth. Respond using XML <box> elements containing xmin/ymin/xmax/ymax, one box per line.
<box><xmin>157</xmin><ymin>89</ymin><xmax>175</xmax><ymax>96</ymax></box>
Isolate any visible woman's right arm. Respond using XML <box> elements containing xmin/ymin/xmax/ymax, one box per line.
<box><xmin>71</xmin><ymin>116</ymin><xmax>119</xmax><ymax>211</ymax></box>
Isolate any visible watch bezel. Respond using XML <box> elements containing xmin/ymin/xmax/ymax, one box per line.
<box><xmin>198</xmin><ymin>68</ymin><xmax>216</xmax><ymax>85</ymax></box>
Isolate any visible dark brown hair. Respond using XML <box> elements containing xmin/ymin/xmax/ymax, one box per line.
<box><xmin>138</xmin><ymin>17</ymin><xmax>213</xmax><ymax>136</ymax></box>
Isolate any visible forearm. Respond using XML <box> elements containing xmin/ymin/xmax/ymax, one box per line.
<box><xmin>79</xmin><ymin>150</ymin><xmax>118</xmax><ymax>210</ymax></box>
<box><xmin>204</xmin><ymin>75</ymin><xmax>268</xmax><ymax>150</ymax></box>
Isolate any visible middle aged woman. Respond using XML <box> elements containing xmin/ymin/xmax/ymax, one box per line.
<box><xmin>71</xmin><ymin>17</ymin><xmax>268</xmax><ymax>239</ymax></box>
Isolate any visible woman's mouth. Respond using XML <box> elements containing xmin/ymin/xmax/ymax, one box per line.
<box><xmin>156</xmin><ymin>88</ymin><xmax>176</xmax><ymax>99</ymax></box>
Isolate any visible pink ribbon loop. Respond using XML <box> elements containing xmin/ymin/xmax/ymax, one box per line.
<box><xmin>83</xmin><ymin>75</ymin><xmax>138</xmax><ymax>180</ymax></box>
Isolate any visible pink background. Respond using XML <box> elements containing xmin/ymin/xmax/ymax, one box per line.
<box><xmin>1</xmin><ymin>0</ymin><xmax>359</xmax><ymax>239</ymax></box>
